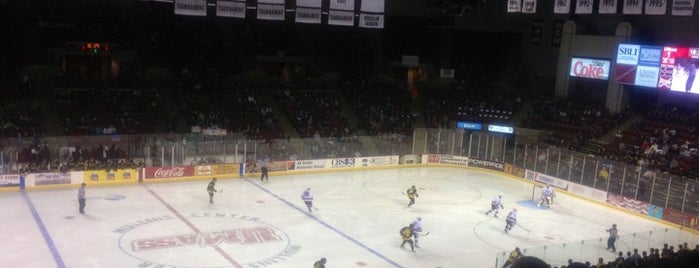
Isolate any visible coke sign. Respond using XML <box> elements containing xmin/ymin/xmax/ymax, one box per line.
<box><xmin>145</xmin><ymin>166</ymin><xmax>194</xmax><ymax>179</ymax></box>
<box><xmin>569</xmin><ymin>57</ymin><xmax>610</xmax><ymax>80</ymax></box>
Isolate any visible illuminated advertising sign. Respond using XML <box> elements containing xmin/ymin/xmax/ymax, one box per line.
<box><xmin>456</xmin><ymin>122</ymin><xmax>483</xmax><ymax>131</ymax></box>
<box><xmin>613</xmin><ymin>44</ymin><xmax>665</xmax><ymax>90</ymax></box>
<box><xmin>569</xmin><ymin>57</ymin><xmax>610</xmax><ymax>80</ymax></box>
<box><xmin>487</xmin><ymin>125</ymin><xmax>514</xmax><ymax>134</ymax></box>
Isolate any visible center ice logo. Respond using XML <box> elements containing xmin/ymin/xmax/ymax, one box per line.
<box><xmin>131</xmin><ymin>227</ymin><xmax>282</xmax><ymax>251</ymax></box>
<box><xmin>116</xmin><ymin>213</ymin><xmax>301</xmax><ymax>268</ymax></box>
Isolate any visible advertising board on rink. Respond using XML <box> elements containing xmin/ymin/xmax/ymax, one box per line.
<box><xmin>196</xmin><ymin>164</ymin><xmax>238</xmax><ymax>176</ymax></box>
<box><xmin>524</xmin><ymin>169</ymin><xmax>569</xmax><ymax>190</ymax></box>
<box><xmin>468</xmin><ymin>158</ymin><xmax>504</xmax><ymax>171</ymax></box>
<box><xmin>437</xmin><ymin>155</ymin><xmax>469</xmax><ymax>166</ymax></box>
<box><xmin>331</xmin><ymin>158</ymin><xmax>356</xmax><ymax>168</ymax></box>
<box><xmin>33</xmin><ymin>172</ymin><xmax>73</xmax><ymax>186</ymax></box>
<box><xmin>287</xmin><ymin>159</ymin><xmax>327</xmax><ymax>170</ymax></box>
<box><xmin>0</xmin><ymin>174</ymin><xmax>20</xmax><ymax>187</ymax></box>
<box><xmin>144</xmin><ymin>166</ymin><xmax>194</xmax><ymax>180</ymax></box>
<box><xmin>84</xmin><ymin>169</ymin><xmax>137</xmax><ymax>185</ymax></box>
<box><xmin>359</xmin><ymin>156</ymin><xmax>398</xmax><ymax>167</ymax></box>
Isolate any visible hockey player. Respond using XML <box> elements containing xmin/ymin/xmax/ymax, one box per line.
<box><xmin>207</xmin><ymin>178</ymin><xmax>218</xmax><ymax>204</ymax></box>
<box><xmin>538</xmin><ymin>185</ymin><xmax>555</xmax><ymax>208</ymax></box>
<box><xmin>485</xmin><ymin>194</ymin><xmax>504</xmax><ymax>217</ymax></box>
<box><xmin>301</xmin><ymin>187</ymin><xmax>314</xmax><ymax>213</ymax></box>
<box><xmin>504</xmin><ymin>208</ymin><xmax>518</xmax><ymax>234</ymax></box>
<box><xmin>313</xmin><ymin>257</ymin><xmax>327</xmax><ymax>268</ymax></box>
<box><xmin>502</xmin><ymin>247</ymin><xmax>523</xmax><ymax>268</ymax></box>
<box><xmin>406</xmin><ymin>185</ymin><xmax>419</xmax><ymax>207</ymax></box>
<box><xmin>400</xmin><ymin>223</ymin><xmax>415</xmax><ymax>252</ymax></box>
<box><xmin>411</xmin><ymin>217</ymin><xmax>423</xmax><ymax>248</ymax></box>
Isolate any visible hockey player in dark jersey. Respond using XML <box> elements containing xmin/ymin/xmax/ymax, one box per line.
<box><xmin>207</xmin><ymin>178</ymin><xmax>218</xmax><ymax>204</ymax></box>
<box><xmin>406</xmin><ymin>185</ymin><xmax>419</xmax><ymax>207</ymax></box>
<box><xmin>400</xmin><ymin>223</ymin><xmax>416</xmax><ymax>252</ymax></box>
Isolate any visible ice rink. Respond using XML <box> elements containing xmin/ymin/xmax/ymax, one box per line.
<box><xmin>2</xmin><ymin>166</ymin><xmax>698</xmax><ymax>268</ymax></box>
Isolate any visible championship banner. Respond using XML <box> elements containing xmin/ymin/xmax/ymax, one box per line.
<box><xmin>330</xmin><ymin>0</ymin><xmax>355</xmax><ymax>11</ymax></box>
<box><xmin>553</xmin><ymin>0</ymin><xmax>571</xmax><ymax>14</ymax></box>
<box><xmin>295</xmin><ymin>0</ymin><xmax>321</xmax><ymax>24</ymax></box>
<box><xmin>672</xmin><ymin>0</ymin><xmax>694</xmax><ymax>16</ymax></box>
<box><xmin>552</xmin><ymin>20</ymin><xmax>564</xmax><ymax>47</ymax></box>
<box><xmin>575</xmin><ymin>0</ymin><xmax>593</xmax><ymax>14</ymax></box>
<box><xmin>216</xmin><ymin>0</ymin><xmax>246</xmax><ymax>18</ymax></box>
<box><xmin>84</xmin><ymin>169</ymin><xmax>137</xmax><ymax>184</ymax></box>
<box><xmin>328</xmin><ymin>10</ymin><xmax>355</xmax><ymax>26</ymax></box>
<box><xmin>531</xmin><ymin>19</ymin><xmax>543</xmax><ymax>46</ymax></box>
<box><xmin>522</xmin><ymin>0</ymin><xmax>537</xmax><ymax>13</ymax></box>
<box><xmin>598</xmin><ymin>0</ymin><xmax>618</xmax><ymax>14</ymax></box>
<box><xmin>645</xmin><ymin>0</ymin><xmax>667</xmax><ymax>15</ymax></box>
<box><xmin>623</xmin><ymin>0</ymin><xmax>643</xmax><ymax>14</ymax></box>
<box><xmin>174</xmin><ymin>0</ymin><xmax>207</xmax><ymax>16</ymax></box>
<box><xmin>359</xmin><ymin>0</ymin><xmax>385</xmax><ymax>28</ymax></box>
<box><xmin>296</xmin><ymin>7</ymin><xmax>322</xmax><ymax>23</ymax></box>
<box><xmin>507</xmin><ymin>0</ymin><xmax>522</xmax><ymax>12</ymax></box>
<box><xmin>257</xmin><ymin>0</ymin><xmax>285</xmax><ymax>21</ymax></box>
<box><xmin>328</xmin><ymin>0</ymin><xmax>355</xmax><ymax>26</ymax></box>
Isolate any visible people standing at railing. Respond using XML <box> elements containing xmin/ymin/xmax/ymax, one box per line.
<box><xmin>606</xmin><ymin>224</ymin><xmax>619</xmax><ymax>252</ymax></box>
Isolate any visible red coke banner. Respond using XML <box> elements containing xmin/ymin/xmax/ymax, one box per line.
<box><xmin>569</xmin><ymin>57</ymin><xmax>610</xmax><ymax>80</ymax></box>
<box><xmin>144</xmin><ymin>166</ymin><xmax>194</xmax><ymax>179</ymax></box>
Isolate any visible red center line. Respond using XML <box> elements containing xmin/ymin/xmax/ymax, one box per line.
<box><xmin>144</xmin><ymin>185</ymin><xmax>243</xmax><ymax>268</ymax></box>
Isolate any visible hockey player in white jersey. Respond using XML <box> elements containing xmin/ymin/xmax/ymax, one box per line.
<box><xmin>538</xmin><ymin>185</ymin><xmax>555</xmax><ymax>208</ymax></box>
<box><xmin>411</xmin><ymin>217</ymin><xmax>423</xmax><ymax>248</ymax></box>
<box><xmin>485</xmin><ymin>194</ymin><xmax>504</xmax><ymax>218</ymax></box>
<box><xmin>504</xmin><ymin>208</ymin><xmax>517</xmax><ymax>234</ymax></box>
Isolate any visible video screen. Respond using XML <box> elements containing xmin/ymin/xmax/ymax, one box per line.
<box><xmin>614</xmin><ymin>43</ymin><xmax>699</xmax><ymax>94</ymax></box>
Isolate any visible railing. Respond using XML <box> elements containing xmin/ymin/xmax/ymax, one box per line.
<box><xmin>494</xmin><ymin>227</ymin><xmax>699</xmax><ymax>267</ymax></box>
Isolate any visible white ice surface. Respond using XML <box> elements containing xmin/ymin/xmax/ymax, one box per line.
<box><xmin>2</xmin><ymin>167</ymin><xmax>697</xmax><ymax>268</ymax></box>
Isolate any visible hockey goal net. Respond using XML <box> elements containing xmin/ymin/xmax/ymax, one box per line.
<box><xmin>531</xmin><ymin>183</ymin><xmax>556</xmax><ymax>207</ymax></box>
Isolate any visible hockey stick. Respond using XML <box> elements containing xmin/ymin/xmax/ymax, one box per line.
<box><xmin>312</xmin><ymin>206</ymin><xmax>319</xmax><ymax>211</ymax></box>
<box><xmin>419</xmin><ymin>232</ymin><xmax>430</xmax><ymax>236</ymax></box>
<box><xmin>516</xmin><ymin>223</ymin><xmax>530</xmax><ymax>233</ymax></box>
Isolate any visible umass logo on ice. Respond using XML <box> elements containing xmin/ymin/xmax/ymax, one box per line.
<box><xmin>116</xmin><ymin>212</ymin><xmax>301</xmax><ymax>267</ymax></box>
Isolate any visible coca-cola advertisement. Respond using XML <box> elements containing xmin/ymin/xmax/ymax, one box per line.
<box><xmin>144</xmin><ymin>166</ymin><xmax>194</xmax><ymax>180</ymax></box>
<box><xmin>569</xmin><ymin>57</ymin><xmax>610</xmax><ymax>80</ymax></box>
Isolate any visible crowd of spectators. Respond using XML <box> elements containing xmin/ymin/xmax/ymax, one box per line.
<box><xmin>603</xmin><ymin>105</ymin><xmax>699</xmax><ymax>178</ymax></box>
<box><xmin>55</xmin><ymin>88</ymin><xmax>167</xmax><ymax>135</ymax></box>
<box><xmin>524</xmin><ymin>96</ymin><xmax>631</xmax><ymax>145</ymax></box>
<box><xmin>423</xmin><ymin>81</ymin><xmax>521</xmax><ymax>129</ymax></box>
<box><xmin>0</xmin><ymin>76</ymin><xmax>42</xmax><ymax>138</ymax></box>
<box><xmin>346</xmin><ymin>80</ymin><xmax>414</xmax><ymax>136</ymax></box>
<box><xmin>275</xmin><ymin>88</ymin><xmax>351</xmax><ymax>139</ymax></box>
<box><xmin>17</xmin><ymin>142</ymin><xmax>143</xmax><ymax>173</ymax></box>
<box><xmin>519</xmin><ymin>242</ymin><xmax>699</xmax><ymax>268</ymax></box>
